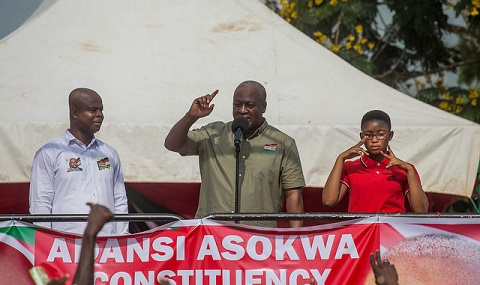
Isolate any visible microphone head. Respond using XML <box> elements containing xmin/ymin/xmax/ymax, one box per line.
<box><xmin>231</xmin><ymin>116</ymin><xmax>249</xmax><ymax>133</ymax></box>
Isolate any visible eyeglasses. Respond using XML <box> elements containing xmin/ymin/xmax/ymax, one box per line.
<box><xmin>361</xmin><ymin>131</ymin><xmax>391</xmax><ymax>140</ymax></box>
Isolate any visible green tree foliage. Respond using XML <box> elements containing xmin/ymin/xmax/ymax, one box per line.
<box><xmin>267</xmin><ymin>0</ymin><xmax>480</xmax><ymax>123</ymax></box>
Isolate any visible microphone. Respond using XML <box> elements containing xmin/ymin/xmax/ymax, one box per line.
<box><xmin>231</xmin><ymin>116</ymin><xmax>249</xmax><ymax>146</ymax></box>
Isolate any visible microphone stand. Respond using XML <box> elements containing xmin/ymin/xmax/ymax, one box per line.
<box><xmin>234</xmin><ymin>141</ymin><xmax>241</xmax><ymax>224</ymax></box>
<box><xmin>231</xmin><ymin>117</ymin><xmax>247</xmax><ymax>224</ymax></box>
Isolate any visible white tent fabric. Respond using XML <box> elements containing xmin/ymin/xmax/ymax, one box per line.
<box><xmin>1</xmin><ymin>0</ymin><xmax>479</xmax><ymax>197</ymax></box>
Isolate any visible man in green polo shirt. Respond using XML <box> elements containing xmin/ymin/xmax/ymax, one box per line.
<box><xmin>164</xmin><ymin>80</ymin><xmax>305</xmax><ymax>228</ymax></box>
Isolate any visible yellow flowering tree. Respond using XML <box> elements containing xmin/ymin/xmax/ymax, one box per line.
<box><xmin>268</xmin><ymin>0</ymin><xmax>480</xmax><ymax>123</ymax></box>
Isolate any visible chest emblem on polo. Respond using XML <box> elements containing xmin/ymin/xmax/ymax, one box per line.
<box><xmin>264</xmin><ymin>144</ymin><xmax>277</xmax><ymax>152</ymax></box>
<box><xmin>67</xmin><ymin>157</ymin><xmax>83</xmax><ymax>172</ymax></box>
<box><xmin>387</xmin><ymin>175</ymin><xmax>397</xmax><ymax>181</ymax></box>
<box><xmin>97</xmin><ymin>157</ymin><xmax>111</xmax><ymax>170</ymax></box>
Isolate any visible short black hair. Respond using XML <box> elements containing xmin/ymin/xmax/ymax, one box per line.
<box><xmin>237</xmin><ymin>80</ymin><xmax>267</xmax><ymax>102</ymax></box>
<box><xmin>361</xmin><ymin>110</ymin><xmax>391</xmax><ymax>130</ymax></box>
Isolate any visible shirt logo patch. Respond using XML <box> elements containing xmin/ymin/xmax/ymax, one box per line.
<box><xmin>97</xmin><ymin>157</ymin><xmax>111</xmax><ymax>170</ymax></box>
<box><xmin>264</xmin><ymin>144</ymin><xmax>277</xmax><ymax>152</ymax></box>
<box><xmin>387</xmin><ymin>175</ymin><xmax>397</xmax><ymax>181</ymax></box>
<box><xmin>67</xmin><ymin>158</ymin><xmax>83</xmax><ymax>172</ymax></box>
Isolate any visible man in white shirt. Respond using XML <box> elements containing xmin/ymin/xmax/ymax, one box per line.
<box><xmin>29</xmin><ymin>88</ymin><xmax>129</xmax><ymax>235</ymax></box>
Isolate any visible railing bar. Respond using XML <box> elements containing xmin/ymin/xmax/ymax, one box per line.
<box><xmin>0</xmin><ymin>214</ymin><xmax>184</xmax><ymax>222</ymax></box>
<box><xmin>204</xmin><ymin>212</ymin><xmax>480</xmax><ymax>220</ymax></box>
<box><xmin>2</xmin><ymin>212</ymin><xmax>480</xmax><ymax>223</ymax></box>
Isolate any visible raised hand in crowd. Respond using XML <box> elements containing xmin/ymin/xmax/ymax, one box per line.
<box><xmin>46</xmin><ymin>274</ymin><xmax>69</xmax><ymax>285</ymax></box>
<box><xmin>160</xmin><ymin>278</ymin><xmax>171</xmax><ymax>285</ymax></box>
<box><xmin>72</xmin><ymin>203</ymin><xmax>114</xmax><ymax>285</ymax></box>
<box><xmin>369</xmin><ymin>250</ymin><xmax>399</xmax><ymax>285</ymax></box>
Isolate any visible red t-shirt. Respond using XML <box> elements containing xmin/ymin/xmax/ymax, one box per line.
<box><xmin>340</xmin><ymin>155</ymin><xmax>421</xmax><ymax>213</ymax></box>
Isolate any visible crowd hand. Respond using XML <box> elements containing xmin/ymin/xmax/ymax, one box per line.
<box><xmin>381</xmin><ymin>146</ymin><xmax>410</xmax><ymax>171</ymax></box>
<box><xmin>340</xmin><ymin>137</ymin><xmax>368</xmax><ymax>160</ymax></box>
<box><xmin>370</xmin><ymin>250</ymin><xmax>399</xmax><ymax>285</ymax></box>
<box><xmin>188</xmin><ymin>90</ymin><xmax>218</xmax><ymax>119</ymax></box>
<box><xmin>159</xmin><ymin>278</ymin><xmax>171</xmax><ymax>285</ymax></box>
<box><xmin>85</xmin><ymin>203</ymin><xmax>114</xmax><ymax>236</ymax></box>
<box><xmin>47</xmin><ymin>274</ymin><xmax>69</xmax><ymax>285</ymax></box>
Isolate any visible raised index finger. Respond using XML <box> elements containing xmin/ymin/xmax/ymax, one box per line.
<box><xmin>387</xmin><ymin>145</ymin><xmax>396</xmax><ymax>157</ymax></box>
<box><xmin>354</xmin><ymin>137</ymin><xmax>367</xmax><ymax>147</ymax></box>
<box><xmin>375</xmin><ymin>250</ymin><xmax>382</xmax><ymax>265</ymax></box>
<box><xmin>369</xmin><ymin>252</ymin><xmax>376</xmax><ymax>267</ymax></box>
<box><xmin>380</xmin><ymin>150</ymin><xmax>390</xmax><ymax>158</ymax></box>
<box><xmin>209</xmin><ymin>89</ymin><xmax>219</xmax><ymax>101</ymax></box>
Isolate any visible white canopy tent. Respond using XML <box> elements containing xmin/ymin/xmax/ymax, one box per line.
<box><xmin>1</xmin><ymin>0</ymin><xmax>479</xmax><ymax>197</ymax></box>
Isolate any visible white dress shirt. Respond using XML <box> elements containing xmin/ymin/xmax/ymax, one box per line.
<box><xmin>29</xmin><ymin>130</ymin><xmax>129</xmax><ymax>235</ymax></box>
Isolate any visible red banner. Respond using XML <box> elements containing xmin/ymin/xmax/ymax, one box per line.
<box><xmin>1</xmin><ymin>217</ymin><xmax>480</xmax><ymax>284</ymax></box>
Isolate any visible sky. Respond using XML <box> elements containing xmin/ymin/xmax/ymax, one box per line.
<box><xmin>0</xmin><ymin>0</ymin><xmax>42</xmax><ymax>40</ymax></box>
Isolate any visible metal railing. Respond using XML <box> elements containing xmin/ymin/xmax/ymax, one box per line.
<box><xmin>0</xmin><ymin>213</ymin><xmax>184</xmax><ymax>222</ymax></box>
<box><xmin>2</xmin><ymin>212</ymin><xmax>480</xmax><ymax>223</ymax></box>
<box><xmin>204</xmin><ymin>212</ymin><xmax>480</xmax><ymax>221</ymax></box>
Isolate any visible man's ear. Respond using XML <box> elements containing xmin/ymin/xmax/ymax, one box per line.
<box><xmin>262</xmin><ymin>101</ymin><xmax>267</xmax><ymax>113</ymax></box>
<box><xmin>71</xmin><ymin>107</ymin><xmax>79</xmax><ymax>119</ymax></box>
